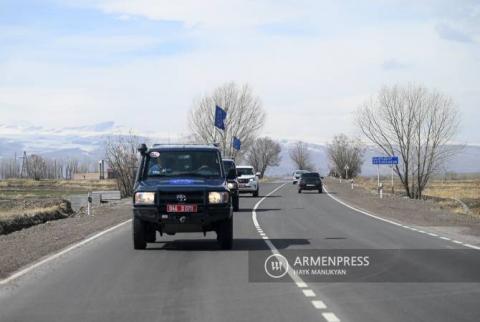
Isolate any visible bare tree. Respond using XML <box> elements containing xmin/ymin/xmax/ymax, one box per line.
<box><xmin>28</xmin><ymin>154</ymin><xmax>47</xmax><ymax>180</ymax></box>
<box><xmin>327</xmin><ymin>134</ymin><xmax>364</xmax><ymax>179</ymax></box>
<box><xmin>188</xmin><ymin>82</ymin><xmax>266</xmax><ymax>158</ymax></box>
<box><xmin>246</xmin><ymin>137</ymin><xmax>281</xmax><ymax>178</ymax></box>
<box><xmin>105</xmin><ymin>133</ymin><xmax>140</xmax><ymax>198</ymax></box>
<box><xmin>357</xmin><ymin>84</ymin><xmax>460</xmax><ymax>199</ymax></box>
<box><xmin>289</xmin><ymin>141</ymin><xmax>314</xmax><ymax>171</ymax></box>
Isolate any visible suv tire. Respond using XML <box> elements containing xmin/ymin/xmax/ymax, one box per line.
<box><xmin>145</xmin><ymin>224</ymin><xmax>156</xmax><ymax>243</ymax></box>
<box><xmin>253</xmin><ymin>188</ymin><xmax>259</xmax><ymax>197</ymax></box>
<box><xmin>217</xmin><ymin>216</ymin><xmax>233</xmax><ymax>250</ymax></box>
<box><xmin>133</xmin><ymin>217</ymin><xmax>147</xmax><ymax>250</ymax></box>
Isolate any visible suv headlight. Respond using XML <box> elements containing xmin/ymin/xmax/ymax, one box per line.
<box><xmin>249</xmin><ymin>178</ymin><xmax>254</xmax><ymax>182</ymax></box>
<box><xmin>208</xmin><ymin>191</ymin><xmax>229</xmax><ymax>204</ymax></box>
<box><xmin>227</xmin><ymin>182</ymin><xmax>237</xmax><ymax>190</ymax></box>
<box><xmin>135</xmin><ymin>192</ymin><xmax>155</xmax><ymax>205</ymax></box>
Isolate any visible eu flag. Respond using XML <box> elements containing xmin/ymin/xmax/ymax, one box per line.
<box><xmin>233</xmin><ymin>137</ymin><xmax>241</xmax><ymax>150</ymax></box>
<box><xmin>214</xmin><ymin>105</ymin><xmax>226</xmax><ymax>130</ymax></box>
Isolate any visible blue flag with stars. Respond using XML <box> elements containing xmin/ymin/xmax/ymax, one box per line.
<box><xmin>233</xmin><ymin>137</ymin><xmax>241</xmax><ymax>150</ymax></box>
<box><xmin>214</xmin><ymin>105</ymin><xmax>226</xmax><ymax>130</ymax></box>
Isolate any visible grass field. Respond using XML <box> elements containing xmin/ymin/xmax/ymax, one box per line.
<box><xmin>0</xmin><ymin>179</ymin><xmax>117</xmax><ymax>200</ymax></box>
<box><xmin>0</xmin><ymin>179</ymin><xmax>118</xmax><ymax>234</ymax></box>
<box><xmin>354</xmin><ymin>175</ymin><xmax>480</xmax><ymax>215</ymax></box>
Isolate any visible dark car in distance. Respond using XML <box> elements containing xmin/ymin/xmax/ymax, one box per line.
<box><xmin>222</xmin><ymin>159</ymin><xmax>240</xmax><ymax>211</ymax></box>
<box><xmin>132</xmin><ymin>144</ymin><xmax>236</xmax><ymax>250</ymax></box>
<box><xmin>298</xmin><ymin>172</ymin><xmax>323</xmax><ymax>193</ymax></box>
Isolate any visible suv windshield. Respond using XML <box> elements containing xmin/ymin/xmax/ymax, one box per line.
<box><xmin>237</xmin><ymin>168</ymin><xmax>254</xmax><ymax>176</ymax></box>
<box><xmin>146</xmin><ymin>150</ymin><xmax>222</xmax><ymax>178</ymax></box>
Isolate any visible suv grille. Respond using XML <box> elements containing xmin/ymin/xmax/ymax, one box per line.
<box><xmin>158</xmin><ymin>191</ymin><xmax>205</xmax><ymax>205</ymax></box>
<box><xmin>238</xmin><ymin>178</ymin><xmax>249</xmax><ymax>184</ymax></box>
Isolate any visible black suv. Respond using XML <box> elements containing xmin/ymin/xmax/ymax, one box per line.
<box><xmin>133</xmin><ymin>144</ymin><xmax>236</xmax><ymax>250</ymax></box>
<box><xmin>298</xmin><ymin>172</ymin><xmax>323</xmax><ymax>193</ymax></box>
<box><xmin>222</xmin><ymin>159</ymin><xmax>240</xmax><ymax>211</ymax></box>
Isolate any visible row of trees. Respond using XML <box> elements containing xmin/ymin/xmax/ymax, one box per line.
<box><xmin>326</xmin><ymin>84</ymin><xmax>460</xmax><ymax>199</ymax></box>
<box><xmin>104</xmin><ymin>82</ymin><xmax>460</xmax><ymax>200</ymax></box>
<box><xmin>0</xmin><ymin>154</ymin><xmax>93</xmax><ymax>180</ymax></box>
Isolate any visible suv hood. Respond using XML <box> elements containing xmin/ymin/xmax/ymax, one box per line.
<box><xmin>238</xmin><ymin>175</ymin><xmax>256</xmax><ymax>180</ymax></box>
<box><xmin>137</xmin><ymin>177</ymin><xmax>226</xmax><ymax>190</ymax></box>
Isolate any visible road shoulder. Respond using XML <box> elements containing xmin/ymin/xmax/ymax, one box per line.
<box><xmin>324</xmin><ymin>178</ymin><xmax>480</xmax><ymax>247</ymax></box>
<box><xmin>0</xmin><ymin>200</ymin><xmax>131</xmax><ymax>280</ymax></box>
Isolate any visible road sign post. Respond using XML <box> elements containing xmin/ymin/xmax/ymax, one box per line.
<box><xmin>372</xmin><ymin>156</ymin><xmax>399</xmax><ymax>197</ymax></box>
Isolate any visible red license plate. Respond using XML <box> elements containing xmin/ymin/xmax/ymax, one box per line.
<box><xmin>166</xmin><ymin>204</ymin><xmax>198</xmax><ymax>213</ymax></box>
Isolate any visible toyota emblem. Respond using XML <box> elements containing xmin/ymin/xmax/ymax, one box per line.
<box><xmin>176</xmin><ymin>194</ymin><xmax>187</xmax><ymax>202</ymax></box>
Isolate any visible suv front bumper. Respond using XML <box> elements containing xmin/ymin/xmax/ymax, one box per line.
<box><xmin>133</xmin><ymin>205</ymin><xmax>232</xmax><ymax>233</ymax></box>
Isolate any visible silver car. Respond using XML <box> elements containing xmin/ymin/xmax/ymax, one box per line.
<box><xmin>292</xmin><ymin>170</ymin><xmax>309</xmax><ymax>184</ymax></box>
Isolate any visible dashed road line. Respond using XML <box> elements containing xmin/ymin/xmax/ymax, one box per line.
<box><xmin>312</xmin><ymin>300</ymin><xmax>327</xmax><ymax>309</ymax></box>
<box><xmin>252</xmin><ymin>183</ymin><xmax>341</xmax><ymax>322</ymax></box>
<box><xmin>322</xmin><ymin>312</ymin><xmax>341</xmax><ymax>322</ymax></box>
<box><xmin>323</xmin><ymin>185</ymin><xmax>480</xmax><ymax>251</ymax></box>
<box><xmin>303</xmin><ymin>289</ymin><xmax>316</xmax><ymax>297</ymax></box>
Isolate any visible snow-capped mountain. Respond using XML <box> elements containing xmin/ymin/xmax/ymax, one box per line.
<box><xmin>1</xmin><ymin>122</ymin><xmax>479</xmax><ymax>176</ymax></box>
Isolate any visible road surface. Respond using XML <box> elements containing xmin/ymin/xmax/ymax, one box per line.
<box><xmin>1</xmin><ymin>183</ymin><xmax>479</xmax><ymax>322</ymax></box>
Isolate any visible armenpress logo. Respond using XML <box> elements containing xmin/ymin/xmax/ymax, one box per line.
<box><xmin>264</xmin><ymin>254</ymin><xmax>289</xmax><ymax>279</ymax></box>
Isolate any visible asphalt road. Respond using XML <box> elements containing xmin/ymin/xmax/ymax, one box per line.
<box><xmin>1</xmin><ymin>182</ymin><xmax>479</xmax><ymax>322</ymax></box>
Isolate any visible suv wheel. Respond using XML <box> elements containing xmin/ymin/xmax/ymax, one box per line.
<box><xmin>217</xmin><ymin>216</ymin><xmax>233</xmax><ymax>250</ymax></box>
<box><xmin>133</xmin><ymin>217</ymin><xmax>147</xmax><ymax>250</ymax></box>
<box><xmin>298</xmin><ymin>189</ymin><xmax>302</xmax><ymax>193</ymax></box>
<box><xmin>145</xmin><ymin>224</ymin><xmax>156</xmax><ymax>243</ymax></box>
<box><xmin>253</xmin><ymin>188</ymin><xmax>259</xmax><ymax>197</ymax></box>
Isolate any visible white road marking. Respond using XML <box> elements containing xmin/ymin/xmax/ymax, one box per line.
<box><xmin>322</xmin><ymin>312</ymin><xmax>341</xmax><ymax>322</ymax></box>
<box><xmin>303</xmin><ymin>289</ymin><xmax>316</xmax><ymax>297</ymax></box>
<box><xmin>253</xmin><ymin>183</ymin><xmax>340</xmax><ymax>322</ymax></box>
<box><xmin>296</xmin><ymin>282</ymin><xmax>308</xmax><ymax>288</ymax></box>
<box><xmin>323</xmin><ymin>185</ymin><xmax>480</xmax><ymax>250</ymax></box>
<box><xmin>0</xmin><ymin>219</ymin><xmax>132</xmax><ymax>285</ymax></box>
<box><xmin>464</xmin><ymin>244</ymin><xmax>480</xmax><ymax>250</ymax></box>
<box><xmin>312</xmin><ymin>300</ymin><xmax>327</xmax><ymax>309</ymax></box>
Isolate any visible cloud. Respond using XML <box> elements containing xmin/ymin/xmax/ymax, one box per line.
<box><xmin>382</xmin><ymin>59</ymin><xmax>409</xmax><ymax>70</ymax></box>
<box><xmin>1</xmin><ymin>0</ymin><xmax>480</xmax><ymax>144</ymax></box>
<box><xmin>435</xmin><ymin>23</ymin><xmax>474</xmax><ymax>43</ymax></box>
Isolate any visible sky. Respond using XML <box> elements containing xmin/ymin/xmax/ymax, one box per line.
<box><xmin>0</xmin><ymin>0</ymin><xmax>479</xmax><ymax>144</ymax></box>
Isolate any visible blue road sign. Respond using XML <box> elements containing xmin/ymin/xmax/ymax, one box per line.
<box><xmin>372</xmin><ymin>156</ymin><xmax>399</xmax><ymax>165</ymax></box>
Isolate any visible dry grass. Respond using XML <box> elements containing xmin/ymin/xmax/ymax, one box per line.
<box><xmin>0</xmin><ymin>206</ymin><xmax>59</xmax><ymax>220</ymax></box>
<box><xmin>354</xmin><ymin>175</ymin><xmax>480</xmax><ymax>215</ymax></box>
<box><xmin>0</xmin><ymin>179</ymin><xmax>117</xmax><ymax>200</ymax></box>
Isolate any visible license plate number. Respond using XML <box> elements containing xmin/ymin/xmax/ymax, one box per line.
<box><xmin>166</xmin><ymin>204</ymin><xmax>197</xmax><ymax>213</ymax></box>
<box><xmin>307</xmin><ymin>184</ymin><xmax>315</xmax><ymax>187</ymax></box>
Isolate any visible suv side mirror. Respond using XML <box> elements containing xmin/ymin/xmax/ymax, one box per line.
<box><xmin>227</xmin><ymin>168</ymin><xmax>237</xmax><ymax>180</ymax></box>
<box><xmin>256</xmin><ymin>172</ymin><xmax>261</xmax><ymax>177</ymax></box>
<box><xmin>137</xmin><ymin>143</ymin><xmax>147</xmax><ymax>156</ymax></box>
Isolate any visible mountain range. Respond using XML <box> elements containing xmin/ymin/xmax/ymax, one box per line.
<box><xmin>1</xmin><ymin>122</ymin><xmax>479</xmax><ymax>176</ymax></box>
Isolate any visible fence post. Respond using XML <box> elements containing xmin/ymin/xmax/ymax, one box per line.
<box><xmin>87</xmin><ymin>192</ymin><xmax>92</xmax><ymax>216</ymax></box>
<box><xmin>351</xmin><ymin>179</ymin><xmax>354</xmax><ymax>190</ymax></box>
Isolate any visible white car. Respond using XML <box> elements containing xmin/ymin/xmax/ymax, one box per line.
<box><xmin>292</xmin><ymin>170</ymin><xmax>309</xmax><ymax>184</ymax></box>
<box><xmin>236</xmin><ymin>166</ymin><xmax>260</xmax><ymax>197</ymax></box>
